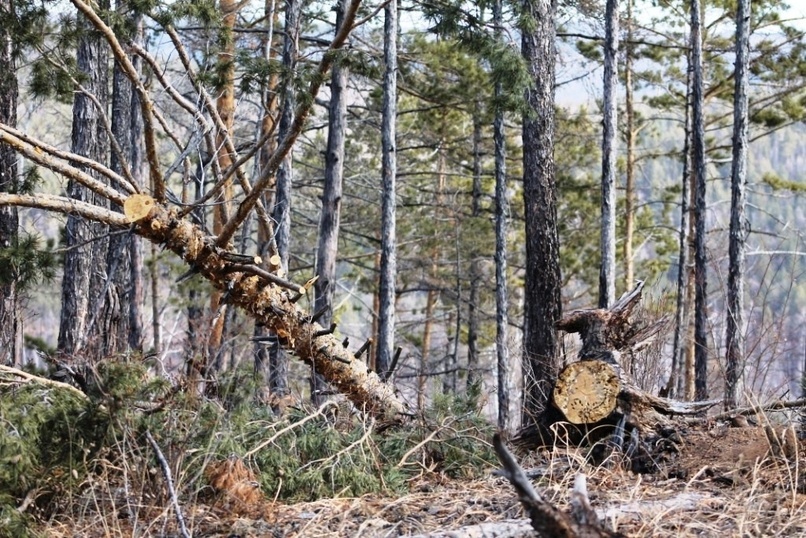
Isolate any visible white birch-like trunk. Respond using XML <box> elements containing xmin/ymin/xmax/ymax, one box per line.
<box><xmin>599</xmin><ymin>0</ymin><xmax>619</xmax><ymax>308</ymax></box>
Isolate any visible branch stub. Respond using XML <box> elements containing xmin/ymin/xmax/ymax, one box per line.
<box><xmin>124</xmin><ymin>194</ymin><xmax>156</xmax><ymax>222</ymax></box>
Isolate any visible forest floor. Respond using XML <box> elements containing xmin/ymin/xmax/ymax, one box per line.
<box><xmin>40</xmin><ymin>419</ymin><xmax>806</xmax><ymax>537</ymax></box>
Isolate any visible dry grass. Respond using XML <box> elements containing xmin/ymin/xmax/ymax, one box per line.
<box><xmin>29</xmin><ymin>412</ymin><xmax>806</xmax><ymax>538</ymax></box>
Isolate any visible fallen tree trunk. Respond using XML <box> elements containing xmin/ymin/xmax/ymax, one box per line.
<box><xmin>125</xmin><ymin>194</ymin><xmax>409</xmax><ymax>421</ymax></box>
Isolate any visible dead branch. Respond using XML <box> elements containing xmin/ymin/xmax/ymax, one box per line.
<box><xmin>0</xmin><ymin>364</ymin><xmax>89</xmax><ymax>401</ymax></box>
<box><xmin>0</xmin><ymin>193</ymin><xmax>130</xmax><ymax>227</ymax></box>
<box><xmin>0</xmin><ymin>122</ymin><xmax>136</xmax><ymax>194</ymax></box>
<box><xmin>0</xmin><ymin>127</ymin><xmax>127</xmax><ymax>205</ymax></box>
<box><xmin>161</xmin><ymin>25</ymin><xmax>275</xmax><ymax>241</ymax></box>
<box><xmin>144</xmin><ymin>431</ymin><xmax>191</xmax><ymax>538</ymax></box>
<box><xmin>702</xmin><ymin>398</ymin><xmax>806</xmax><ymax>422</ymax></box>
<box><xmin>493</xmin><ymin>434</ymin><xmax>624</xmax><ymax>537</ymax></box>
<box><xmin>215</xmin><ymin>0</ymin><xmax>362</xmax><ymax>246</ymax></box>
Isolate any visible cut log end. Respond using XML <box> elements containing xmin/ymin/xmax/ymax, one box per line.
<box><xmin>124</xmin><ymin>194</ymin><xmax>156</xmax><ymax>222</ymax></box>
<box><xmin>553</xmin><ymin>361</ymin><xmax>620</xmax><ymax>424</ymax></box>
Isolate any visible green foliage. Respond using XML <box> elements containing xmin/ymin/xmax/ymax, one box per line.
<box><xmin>28</xmin><ymin>56</ymin><xmax>80</xmax><ymax>103</ymax></box>
<box><xmin>1</xmin><ymin>357</ymin><xmax>498</xmax><ymax>535</ymax></box>
<box><xmin>761</xmin><ymin>172</ymin><xmax>806</xmax><ymax>193</ymax></box>
<box><xmin>0</xmin><ymin>233</ymin><xmax>56</xmax><ymax>293</ymax></box>
<box><xmin>380</xmin><ymin>384</ymin><xmax>497</xmax><ymax>479</ymax></box>
<box><xmin>0</xmin><ymin>374</ymin><xmax>107</xmax><ymax>519</ymax></box>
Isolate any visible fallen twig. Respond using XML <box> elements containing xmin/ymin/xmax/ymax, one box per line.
<box><xmin>145</xmin><ymin>431</ymin><xmax>191</xmax><ymax>538</ymax></box>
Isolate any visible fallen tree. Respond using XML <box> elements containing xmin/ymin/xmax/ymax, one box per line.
<box><xmin>0</xmin><ymin>0</ymin><xmax>413</xmax><ymax>423</ymax></box>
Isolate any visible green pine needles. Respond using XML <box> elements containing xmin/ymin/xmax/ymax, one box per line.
<box><xmin>0</xmin><ymin>360</ymin><xmax>497</xmax><ymax>534</ymax></box>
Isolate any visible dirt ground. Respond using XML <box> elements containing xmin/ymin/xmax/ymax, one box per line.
<box><xmin>42</xmin><ymin>419</ymin><xmax>806</xmax><ymax>537</ymax></box>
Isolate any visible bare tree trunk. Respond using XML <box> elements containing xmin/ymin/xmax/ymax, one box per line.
<box><xmin>521</xmin><ymin>0</ymin><xmax>561</xmax><ymax>426</ymax></box>
<box><xmin>100</xmin><ymin>5</ymin><xmax>143</xmax><ymax>355</ymax></box>
<box><xmin>725</xmin><ymin>0</ymin><xmax>750</xmax><ymax>410</ymax></box>
<box><xmin>59</xmin><ymin>8</ymin><xmax>109</xmax><ymax>356</ymax></box>
<box><xmin>467</xmin><ymin>113</ymin><xmax>482</xmax><ymax>389</ymax></box>
<box><xmin>690</xmin><ymin>0</ymin><xmax>709</xmax><ymax>401</ymax></box>
<box><xmin>254</xmin><ymin>0</ymin><xmax>279</xmax><ymax>388</ymax></box>
<box><xmin>623</xmin><ymin>0</ymin><xmax>635</xmax><ymax>294</ymax></box>
<box><xmin>377</xmin><ymin>0</ymin><xmax>398</xmax><ymax>378</ymax></box>
<box><xmin>128</xmin><ymin>26</ymin><xmax>145</xmax><ymax>353</ymax></box>
<box><xmin>419</xmin><ymin>288</ymin><xmax>436</xmax><ymax>410</ymax></box>
<box><xmin>209</xmin><ymin>0</ymin><xmax>239</xmax><ymax>360</ymax></box>
<box><xmin>599</xmin><ymin>0</ymin><xmax>619</xmax><ymax>309</ymax></box>
<box><xmin>269</xmin><ymin>0</ymin><xmax>300</xmax><ymax>397</ymax></box>
<box><xmin>493</xmin><ymin>0</ymin><xmax>510</xmax><ymax>432</ymax></box>
<box><xmin>313</xmin><ymin>0</ymin><xmax>349</xmax><ymax>404</ymax></box>
<box><xmin>668</xmin><ymin>44</ymin><xmax>693</xmax><ymax>400</ymax></box>
<box><xmin>0</xmin><ymin>0</ymin><xmax>20</xmax><ymax>366</ymax></box>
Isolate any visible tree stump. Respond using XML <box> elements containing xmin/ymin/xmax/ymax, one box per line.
<box><xmin>551</xmin><ymin>282</ymin><xmax>718</xmax><ymax>433</ymax></box>
<box><xmin>553</xmin><ymin>360</ymin><xmax>620</xmax><ymax>424</ymax></box>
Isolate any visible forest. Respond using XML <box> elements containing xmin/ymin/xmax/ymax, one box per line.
<box><xmin>0</xmin><ymin>0</ymin><xmax>805</xmax><ymax>535</ymax></box>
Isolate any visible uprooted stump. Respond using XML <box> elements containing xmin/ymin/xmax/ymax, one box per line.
<box><xmin>516</xmin><ymin>282</ymin><xmax>719</xmax><ymax>471</ymax></box>
<box><xmin>553</xmin><ymin>281</ymin><xmax>718</xmax><ymax>434</ymax></box>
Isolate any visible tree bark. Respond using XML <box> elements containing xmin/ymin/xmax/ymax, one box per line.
<box><xmin>725</xmin><ymin>0</ymin><xmax>750</xmax><ymax>410</ymax></box>
<box><xmin>668</xmin><ymin>40</ymin><xmax>693</xmax><ymax>399</ymax></box>
<box><xmin>59</xmin><ymin>8</ymin><xmax>110</xmax><ymax>356</ymax></box>
<box><xmin>313</xmin><ymin>0</ymin><xmax>349</xmax><ymax>404</ymax></box>
<box><xmin>99</xmin><ymin>5</ymin><xmax>143</xmax><ymax>355</ymax></box>
<box><xmin>419</xmin><ymin>288</ymin><xmax>436</xmax><ymax>410</ymax></box>
<box><xmin>521</xmin><ymin>0</ymin><xmax>561</xmax><ymax>426</ymax></box>
<box><xmin>377</xmin><ymin>0</ymin><xmax>398</xmax><ymax>378</ymax></box>
<box><xmin>623</xmin><ymin>0</ymin><xmax>635</xmax><ymax>294</ymax></box>
<box><xmin>122</xmin><ymin>197</ymin><xmax>408</xmax><ymax>420</ymax></box>
<box><xmin>466</xmin><ymin>112</ymin><xmax>482</xmax><ymax>389</ymax></box>
<box><xmin>493</xmin><ymin>0</ymin><xmax>510</xmax><ymax>432</ymax></box>
<box><xmin>0</xmin><ymin>0</ymin><xmax>20</xmax><ymax>366</ymax></box>
<box><xmin>209</xmin><ymin>0</ymin><xmax>240</xmax><ymax>358</ymax></box>
<box><xmin>599</xmin><ymin>0</ymin><xmax>618</xmax><ymax>309</ymax></box>
<box><xmin>254</xmin><ymin>0</ymin><xmax>280</xmax><ymax>389</ymax></box>
<box><xmin>269</xmin><ymin>0</ymin><xmax>301</xmax><ymax>397</ymax></box>
<box><xmin>690</xmin><ymin>0</ymin><xmax>709</xmax><ymax>401</ymax></box>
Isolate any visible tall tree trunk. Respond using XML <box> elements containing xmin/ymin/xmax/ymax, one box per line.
<box><xmin>521</xmin><ymin>0</ymin><xmax>561</xmax><ymax>426</ymax></box>
<box><xmin>313</xmin><ymin>0</ymin><xmax>349</xmax><ymax>404</ymax></box>
<box><xmin>668</xmin><ymin>43</ymin><xmax>693</xmax><ymax>399</ymax></box>
<box><xmin>419</xmin><ymin>288</ymin><xmax>436</xmax><ymax>410</ymax></box>
<box><xmin>376</xmin><ymin>0</ymin><xmax>398</xmax><ymax>378</ymax></box>
<box><xmin>59</xmin><ymin>8</ymin><xmax>110</xmax><ymax>356</ymax></box>
<box><xmin>269</xmin><ymin>0</ymin><xmax>301</xmax><ymax>397</ymax></box>
<box><xmin>725</xmin><ymin>0</ymin><xmax>750</xmax><ymax>410</ymax></box>
<box><xmin>690</xmin><ymin>0</ymin><xmax>709</xmax><ymax>401</ymax></box>
<box><xmin>623</xmin><ymin>0</ymin><xmax>635</xmax><ymax>294</ymax></box>
<box><xmin>599</xmin><ymin>0</ymin><xmax>619</xmax><ymax>308</ymax></box>
<box><xmin>100</xmin><ymin>5</ymin><xmax>143</xmax><ymax>355</ymax></box>
<box><xmin>467</xmin><ymin>112</ymin><xmax>482</xmax><ymax>389</ymax></box>
<box><xmin>254</xmin><ymin>0</ymin><xmax>280</xmax><ymax>387</ymax></box>
<box><xmin>127</xmin><ymin>22</ymin><xmax>145</xmax><ymax>353</ymax></box>
<box><xmin>493</xmin><ymin>0</ymin><xmax>510</xmax><ymax>432</ymax></box>
<box><xmin>209</xmin><ymin>0</ymin><xmax>239</xmax><ymax>360</ymax></box>
<box><xmin>0</xmin><ymin>0</ymin><xmax>20</xmax><ymax>366</ymax></box>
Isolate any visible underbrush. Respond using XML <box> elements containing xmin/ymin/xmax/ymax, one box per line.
<box><xmin>0</xmin><ymin>359</ymin><xmax>496</xmax><ymax>536</ymax></box>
